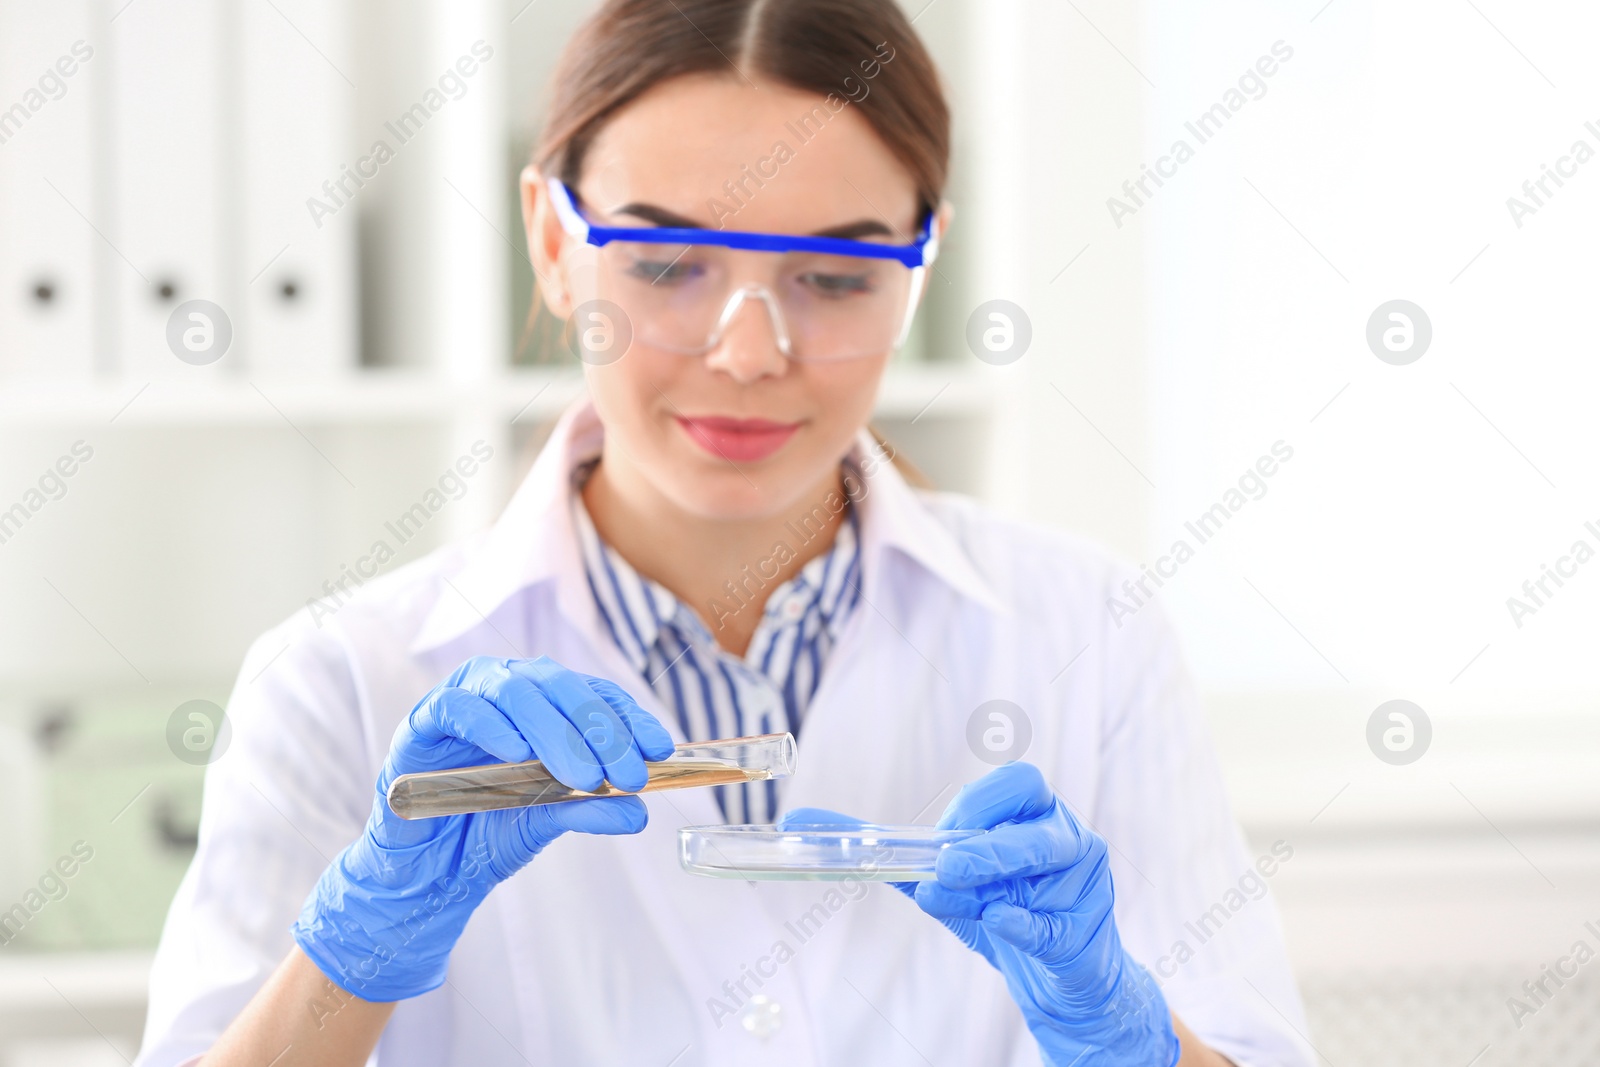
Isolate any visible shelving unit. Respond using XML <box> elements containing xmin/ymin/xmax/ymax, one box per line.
<box><xmin>0</xmin><ymin>362</ymin><xmax>999</xmax><ymax>427</ymax></box>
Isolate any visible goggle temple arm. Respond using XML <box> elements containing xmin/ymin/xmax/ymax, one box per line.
<box><xmin>546</xmin><ymin>177</ymin><xmax>592</xmax><ymax>241</ymax></box>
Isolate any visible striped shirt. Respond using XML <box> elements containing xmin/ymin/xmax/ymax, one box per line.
<box><xmin>570</xmin><ymin>465</ymin><xmax>862</xmax><ymax>823</ymax></box>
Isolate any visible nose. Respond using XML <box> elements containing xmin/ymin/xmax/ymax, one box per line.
<box><xmin>703</xmin><ymin>287</ymin><xmax>790</xmax><ymax>385</ymax></box>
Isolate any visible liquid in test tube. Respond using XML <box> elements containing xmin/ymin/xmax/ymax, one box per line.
<box><xmin>386</xmin><ymin>732</ymin><xmax>797</xmax><ymax>820</ymax></box>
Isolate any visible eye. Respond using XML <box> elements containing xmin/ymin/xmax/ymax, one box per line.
<box><xmin>625</xmin><ymin>255</ymin><xmax>700</xmax><ymax>285</ymax></box>
<box><xmin>798</xmin><ymin>271</ymin><xmax>874</xmax><ymax>298</ymax></box>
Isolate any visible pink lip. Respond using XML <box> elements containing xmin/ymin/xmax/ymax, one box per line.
<box><xmin>675</xmin><ymin>415</ymin><xmax>801</xmax><ymax>463</ymax></box>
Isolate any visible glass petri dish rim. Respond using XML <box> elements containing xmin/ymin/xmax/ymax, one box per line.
<box><xmin>677</xmin><ymin>822</ymin><xmax>983</xmax><ymax>881</ymax></box>
<box><xmin>680</xmin><ymin>822</ymin><xmax>980</xmax><ymax>843</ymax></box>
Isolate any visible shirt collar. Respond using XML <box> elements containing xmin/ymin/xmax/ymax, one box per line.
<box><xmin>569</xmin><ymin>487</ymin><xmax>669</xmax><ymax>673</ymax></box>
<box><xmin>573</xmin><ymin>484</ymin><xmax>864</xmax><ymax>675</ymax></box>
<box><xmin>409</xmin><ymin>398</ymin><xmax>1002</xmax><ymax>657</ymax></box>
<box><xmin>772</xmin><ymin>501</ymin><xmax>861</xmax><ymax>633</ymax></box>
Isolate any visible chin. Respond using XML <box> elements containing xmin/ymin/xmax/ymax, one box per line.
<box><xmin>665</xmin><ymin>450</ymin><xmax>833</xmax><ymax>524</ymax></box>
<box><xmin>670</xmin><ymin>469</ymin><xmax>802</xmax><ymax>523</ymax></box>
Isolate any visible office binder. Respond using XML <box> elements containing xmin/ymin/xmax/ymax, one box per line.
<box><xmin>237</xmin><ymin>0</ymin><xmax>357</xmax><ymax>378</ymax></box>
<box><xmin>108</xmin><ymin>0</ymin><xmax>229</xmax><ymax>381</ymax></box>
<box><xmin>0</xmin><ymin>2</ymin><xmax>99</xmax><ymax>380</ymax></box>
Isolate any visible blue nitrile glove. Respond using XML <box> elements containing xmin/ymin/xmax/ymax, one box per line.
<box><xmin>782</xmin><ymin>762</ymin><xmax>1179</xmax><ymax>1067</ymax></box>
<box><xmin>291</xmin><ymin>655</ymin><xmax>675</xmax><ymax>1002</ymax></box>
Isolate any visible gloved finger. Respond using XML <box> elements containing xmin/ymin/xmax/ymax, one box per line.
<box><xmin>916</xmin><ymin>875</ymin><xmax>1049</xmax><ymax>919</ymax></box>
<box><xmin>935</xmin><ymin>806</ymin><xmax>1100</xmax><ymax>889</ymax></box>
<box><xmin>456</xmin><ymin>660</ymin><xmax>608</xmax><ymax>792</ymax></box>
<box><xmin>405</xmin><ymin>687</ymin><xmax>535</xmax><ymax>766</ymax></box>
<box><xmin>776</xmin><ymin>807</ymin><xmax>868</xmax><ymax>830</ymax></box>
<box><xmin>935</xmin><ymin>762</ymin><xmax>1056</xmax><ymax>831</ymax></box>
<box><xmin>524</xmin><ymin>794</ymin><xmax>650</xmax><ymax>842</ymax></box>
<box><xmin>914</xmin><ymin>879</ymin><xmax>990</xmax><ymax>921</ymax></box>
<box><xmin>487</xmin><ymin>796</ymin><xmax>650</xmax><ymax>876</ymax></box>
<box><xmin>514</xmin><ymin>657</ymin><xmax>651</xmax><ymax>792</ymax></box>
<box><xmin>980</xmin><ymin>900</ymin><xmax>1092</xmax><ymax>962</ymax></box>
<box><xmin>925</xmin><ymin>848</ymin><xmax>1111</xmax><ymax>915</ymax></box>
<box><xmin>582</xmin><ymin>674</ymin><xmax>676</xmax><ymax>762</ymax></box>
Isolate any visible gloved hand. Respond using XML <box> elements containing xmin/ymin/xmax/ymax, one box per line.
<box><xmin>782</xmin><ymin>762</ymin><xmax>1179</xmax><ymax>1067</ymax></box>
<box><xmin>292</xmin><ymin>655</ymin><xmax>674</xmax><ymax>1002</ymax></box>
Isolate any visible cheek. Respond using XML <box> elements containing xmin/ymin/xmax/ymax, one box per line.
<box><xmin>584</xmin><ymin>356</ymin><xmax>675</xmax><ymax>444</ymax></box>
<box><xmin>801</xmin><ymin>358</ymin><xmax>887</xmax><ymax>431</ymax></box>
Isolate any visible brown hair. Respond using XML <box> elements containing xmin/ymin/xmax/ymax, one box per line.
<box><xmin>534</xmin><ymin>0</ymin><xmax>951</xmax><ymax>219</ymax></box>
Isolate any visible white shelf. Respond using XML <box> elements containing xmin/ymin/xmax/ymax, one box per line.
<box><xmin>0</xmin><ymin>949</ymin><xmax>151</xmax><ymax>1008</ymax></box>
<box><xmin>0</xmin><ymin>362</ymin><xmax>997</xmax><ymax>427</ymax></box>
<box><xmin>0</xmin><ymin>951</ymin><xmax>150</xmax><ymax>1046</ymax></box>
<box><xmin>0</xmin><ymin>368</ymin><xmax>578</xmax><ymax>426</ymax></box>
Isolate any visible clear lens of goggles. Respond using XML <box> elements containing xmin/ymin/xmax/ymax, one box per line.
<box><xmin>587</xmin><ymin>239</ymin><xmax>920</xmax><ymax>363</ymax></box>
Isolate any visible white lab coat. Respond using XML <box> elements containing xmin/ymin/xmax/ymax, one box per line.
<box><xmin>136</xmin><ymin>400</ymin><xmax>1313</xmax><ymax>1067</ymax></box>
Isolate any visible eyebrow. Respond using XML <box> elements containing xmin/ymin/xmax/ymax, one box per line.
<box><xmin>611</xmin><ymin>201</ymin><xmax>898</xmax><ymax>242</ymax></box>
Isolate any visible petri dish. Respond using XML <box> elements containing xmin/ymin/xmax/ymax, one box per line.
<box><xmin>678</xmin><ymin>823</ymin><xmax>982</xmax><ymax>881</ymax></box>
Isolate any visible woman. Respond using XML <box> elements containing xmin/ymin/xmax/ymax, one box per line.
<box><xmin>138</xmin><ymin>2</ymin><xmax>1310</xmax><ymax>1064</ymax></box>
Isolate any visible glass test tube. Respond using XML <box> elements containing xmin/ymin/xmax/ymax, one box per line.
<box><xmin>386</xmin><ymin>732</ymin><xmax>798</xmax><ymax>820</ymax></box>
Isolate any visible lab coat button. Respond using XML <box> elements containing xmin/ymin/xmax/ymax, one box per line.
<box><xmin>739</xmin><ymin>994</ymin><xmax>782</xmax><ymax>1040</ymax></box>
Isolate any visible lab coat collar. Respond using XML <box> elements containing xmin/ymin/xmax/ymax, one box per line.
<box><xmin>409</xmin><ymin>400</ymin><xmax>601</xmax><ymax>657</ymax></box>
<box><xmin>408</xmin><ymin>398</ymin><xmax>1001</xmax><ymax>657</ymax></box>
<box><xmin>850</xmin><ymin>427</ymin><xmax>1004</xmax><ymax>616</ymax></box>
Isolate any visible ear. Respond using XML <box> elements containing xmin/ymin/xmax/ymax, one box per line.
<box><xmin>521</xmin><ymin>163</ymin><xmax>574</xmax><ymax>318</ymax></box>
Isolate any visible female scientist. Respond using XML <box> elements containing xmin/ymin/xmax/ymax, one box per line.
<box><xmin>138</xmin><ymin>1</ymin><xmax>1310</xmax><ymax>1065</ymax></box>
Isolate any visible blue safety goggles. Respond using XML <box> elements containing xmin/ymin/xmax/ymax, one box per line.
<box><xmin>546</xmin><ymin>178</ymin><xmax>940</xmax><ymax>269</ymax></box>
<box><xmin>545</xmin><ymin>178</ymin><xmax>939</xmax><ymax>361</ymax></box>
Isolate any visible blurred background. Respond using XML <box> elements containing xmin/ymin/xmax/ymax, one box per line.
<box><xmin>1</xmin><ymin>0</ymin><xmax>1598</xmax><ymax>1063</ymax></box>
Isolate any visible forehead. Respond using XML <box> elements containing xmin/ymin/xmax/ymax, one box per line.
<box><xmin>579</xmin><ymin>73</ymin><xmax>920</xmax><ymax>235</ymax></box>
